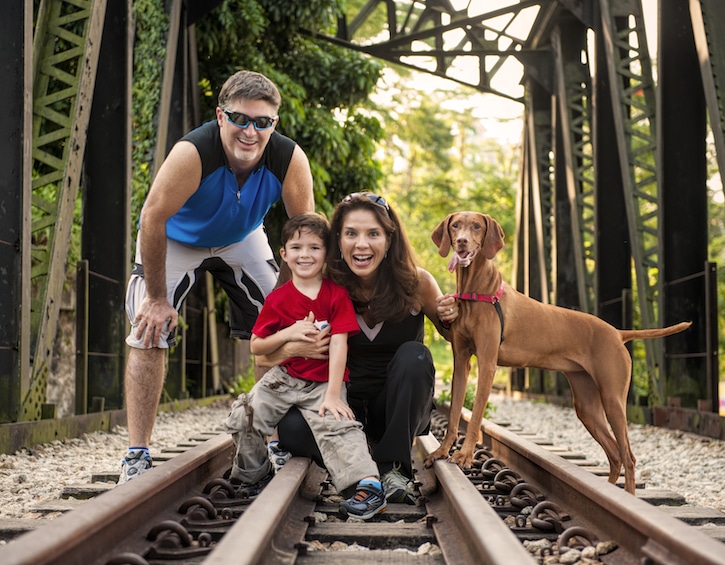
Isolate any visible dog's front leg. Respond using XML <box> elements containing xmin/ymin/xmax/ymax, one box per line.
<box><xmin>424</xmin><ymin>354</ymin><xmax>471</xmax><ymax>468</ymax></box>
<box><xmin>449</xmin><ymin>354</ymin><xmax>496</xmax><ymax>469</ymax></box>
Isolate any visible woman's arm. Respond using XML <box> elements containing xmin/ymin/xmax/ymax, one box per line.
<box><xmin>255</xmin><ymin>324</ymin><xmax>331</xmax><ymax>368</ymax></box>
<box><xmin>417</xmin><ymin>267</ymin><xmax>458</xmax><ymax>339</ymax></box>
<box><xmin>249</xmin><ymin>317</ymin><xmax>318</xmax><ymax>357</ymax></box>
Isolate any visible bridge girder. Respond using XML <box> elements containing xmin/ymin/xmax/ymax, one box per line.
<box><xmin>0</xmin><ymin>0</ymin><xmax>722</xmax><ymax>427</ymax></box>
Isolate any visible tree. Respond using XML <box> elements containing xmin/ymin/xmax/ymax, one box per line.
<box><xmin>371</xmin><ymin>75</ymin><xmax>519</xmax><ymax>295</ymax></box>
<box><xmin>193</xmin><ymin>0</ymin><xmax>385</xmax><ymax>249</ymax></box>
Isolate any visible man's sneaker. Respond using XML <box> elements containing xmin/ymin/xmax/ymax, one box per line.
<box><xmin>381</xmin><ymin>463</ymin><xmax>416</xmax><ymax>504</ymax></box>
<box><xmin>339</xmin><ymin>481</ymin><xmax>387</xmax><ymax>520</ymax></box>
<box><xmin>118</xmin><ymin>449</ymin><xmax>153</xmax><ymax>484</ymax></box>
<box><xmin>268</xmin><ymin>441</ymin><xmax>292</xmax><ymax>473</ymax></box>
<box><xmin>236</xmin><ymin>470</ymin><xmax>275</xmax><ymax>499</ymax></box>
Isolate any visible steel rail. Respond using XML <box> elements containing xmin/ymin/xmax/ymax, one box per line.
<box><xmin>3</xmin><ymin>409</ymin><xmax>723</xmax><ymax>564</ymax></box>
<box><xmin>452</xmin><ymin>406</ymin><xmax>725</xmax><ymax>565</ymax></box>
<box><xmin>1</xmin><ymin>433</ymin><xmax>233</xmax><ymax>565</ymax></box>
<box><xmin>204</xmin><ymin>456</ymin><xmax>317</xmax><ymax>565</ymax></box>
<box><xmin>414</xmin><ymin>434</ymin><xmax>537</xmax><ymax>565</ymax></box>
<box><xmin>196</xmin><ymin>433</ymin><xmax>538</xmax><ymax>565</ymax></box>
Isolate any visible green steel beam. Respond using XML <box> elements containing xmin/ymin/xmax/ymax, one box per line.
<box><xmin>524</xmin><ymin>85</ymin><xmax>555</xmax><ymax>304</ymax></box>
<box><xmin>552</xmin><ymin>23</ymin><xmax>595</xmax><ymax>313</ymax></box>
<box><xmin>690</xmin><ymin>0</ymin><xmax>725</xmax><ymax>191</ymax></box>
<box><xmin>23</xmin><ymin>0</ymin><xmax>106</xmax><ymax>421</ymax></box>
<box><xmin>0</xmin><ymin>1</ymin><xmax>33</xmax><ymax>424</ymax></box>
<box><xmin>599</xmin><ymin>0</ymin><xmax>663</xmax><ymax>404</ymax></box>
<box><xmin>320</xmin><ymin>0</ymin><xmax>559</xmax><ymax>101</ymax></box>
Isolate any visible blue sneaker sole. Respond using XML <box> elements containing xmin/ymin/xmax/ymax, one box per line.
<box><xmin>339</xmin><ymin>501</ymin><xmax>387</xmax><ymax>520</ymax></box>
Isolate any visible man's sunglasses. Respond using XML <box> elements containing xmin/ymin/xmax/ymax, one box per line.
<box><xmin>342</xmin><ymin>192</ymin><xmax>390</xmax><ymax>212</ymax></box>
<box><xmin>222</xmin><ymin>109</ymin><xmax>277</xmax><ymax>130</ymax></box>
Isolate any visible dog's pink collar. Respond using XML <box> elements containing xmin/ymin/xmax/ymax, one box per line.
<box><xmin>453</xmin><ymin>282</ymin><xmax>505</xmax><ymax>343</ymax></box>
<box><xmin>453</xmin><ymin>282</ymin><xmax>504</xmax><ymax>303</ymax></box>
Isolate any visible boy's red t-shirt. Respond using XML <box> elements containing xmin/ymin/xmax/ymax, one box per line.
<box><xmin>252</xmin><ymin>278</ymin><xmax>359</xmax><ymax>382</ymax></box>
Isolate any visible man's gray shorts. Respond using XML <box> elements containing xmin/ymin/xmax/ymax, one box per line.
<box><xmin>125</xmin><ymin>225</ymin><xmax>279</xmax><ymax>348</ymax></box>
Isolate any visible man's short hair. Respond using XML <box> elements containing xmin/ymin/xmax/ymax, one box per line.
<box><xmin>218</xmin><ymin>70</ymin><xmax>281</xmax><ymax>110</ymax></box>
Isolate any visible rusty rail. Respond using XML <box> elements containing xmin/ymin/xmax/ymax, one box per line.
<box><xmin>2</xmin><ymin>408</ymin><xmax>724</xmax><ymax>564</ymax></box>
<box><xmin>1</xmin><ymin>433</ymin><xmax>232</xmax><ymax>565</ymax></box>
<box><xmin>445</xmin><ymin>404</ymin><xmax>725</xmax><ymax>565</ymax></box>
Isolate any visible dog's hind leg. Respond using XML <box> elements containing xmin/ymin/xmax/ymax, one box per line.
<box><xmin>594</xmin><ymin>354</ymin><xmax>637</xmax><ymax>494</ymax></box>
<box><xmin>566</xmin><ymin>371</ymin><xmax>624</xmax><ymax>487</ymax></box>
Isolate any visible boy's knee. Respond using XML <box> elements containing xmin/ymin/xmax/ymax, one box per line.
<box><xmin>225</xmin><ymin>393</ymin><xmax>254</xmax><ymax>433</ymax></box>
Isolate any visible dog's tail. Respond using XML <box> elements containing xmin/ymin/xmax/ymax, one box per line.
<box><xmin>618</xmin><ymin>321</ymin><xmax>692</xmax><ymax>344</ymax></box>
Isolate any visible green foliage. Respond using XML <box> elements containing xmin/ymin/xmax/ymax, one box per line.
<box><xmin>130</xmin><ymin>0</ymin><xmax>169</xmax><ymax>243</ymax></box>
<box><xmin>227</xmin><ymin>363</ymin><xmax>256</xmax><ymax>397</ymax></box>
<box><xmin>191</xmin><ymin>0</ymin><xmax>384</xmax><ymax>254</ymax></box>
<box><xmin>436</xmin><ymin>374</ymin><xmax>495</xmax><ymax>419</ymax></box>
<box><xmin>373</xmin><ymin>79</ymin><xmax>518</xmax><ymax>296</ymax></box>
<box><xmin>343</xmin><ymin>0</ymin><xmax>393</xmax><ymax>42</ymax></box>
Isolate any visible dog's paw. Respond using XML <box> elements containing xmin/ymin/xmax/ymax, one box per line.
<box><xmin>424</xmin><ymin>448</ymin><xmax>449</xmax><ymax>468</ymax></box>
<box><xmin>449</xmin><ymin>450</ymin><xmax>474</xmax><ymax>470</ymax></box>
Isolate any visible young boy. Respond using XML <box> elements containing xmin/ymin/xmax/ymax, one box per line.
<box><xmin>224</xmin><ymin>213</ymin><xmax>386</xmax><ymax>520</ymax></box>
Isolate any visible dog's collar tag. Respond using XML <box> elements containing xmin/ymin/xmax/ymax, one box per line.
<box><xmin>454</xmin><ymin>282</ymin><xmax>504</xmax><ymax>303</ymax></box>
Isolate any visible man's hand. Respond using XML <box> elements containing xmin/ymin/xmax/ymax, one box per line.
<box><xmin>134</xmin><ymin>296</ymin><xmax>178</xmax><ymax>348</ymax></box>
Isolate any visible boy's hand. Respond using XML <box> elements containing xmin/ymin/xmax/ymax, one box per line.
<box><xmin>318</xmin><ymin>395</ymin><xmax>355</xmax><ymax>420</ymax></box>
<box><xmin>283</xmin><ymin>312</ymin><xmax>321</xmax><ymax>343</ymax></box>
<box><xmin>285</xmin><ymin>320</ymin><xmax>318</xmax><ymax>342</ymax></box>
<box><xmin>282</xmin><ymin>330</ymin><xmax>330</xmax><ymax>360</ymax></box>
<box><xmin>285</xmin><ymin>312</ymin><xmax>331</xmax><ymax>360</ymax></box>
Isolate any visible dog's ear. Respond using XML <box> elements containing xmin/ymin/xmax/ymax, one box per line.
<box><xmin>431</xmin><ymin>215</ymin><xmax>453</xmax><ymax>257</ymax></box>
<box><xmin>483</xmin><ymin>215</ymin><xmax>504</xmax><ymax>259</ymax></box>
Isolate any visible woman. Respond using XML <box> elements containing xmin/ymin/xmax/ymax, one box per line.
<box><xmin>269</xmin><ymin>192</ymin><xmax>458</xmax><ymax>504</ymax></box>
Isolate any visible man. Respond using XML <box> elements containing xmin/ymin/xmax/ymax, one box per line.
<box><xmin>119</xmin><ymin>70</ymin><xmax>314</xmax><ymax>483</ymax></box>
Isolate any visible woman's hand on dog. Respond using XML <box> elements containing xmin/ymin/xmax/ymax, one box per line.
<box><xmin>436</xmin><ymin>294</ymin><xmax>459</xmax><ymax>325</ymax></box>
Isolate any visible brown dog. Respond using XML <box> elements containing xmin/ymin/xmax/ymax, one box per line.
<box><xmin>426</xmin><ymin>212</ymin><xmax>692</xmax><ymax>494</ymax></box>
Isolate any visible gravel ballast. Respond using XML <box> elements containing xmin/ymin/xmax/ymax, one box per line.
<box><xmin>1</xmin><ymin>395</ymin><xmax>723</xmax><ymax>527</ymax></box>
<box><xmin>0</xmin><ymin>404</ymin><xmax>232</xmax><ymax>524</ymax></box>
<box><xmin>487</xmin><ymin>394</ymin><xmax>725</xmax><ymax>513</ymax></box>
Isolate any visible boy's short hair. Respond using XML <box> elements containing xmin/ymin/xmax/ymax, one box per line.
<box><xmin>281</xmin><ymin>213</ymin><xmax>330</xmax><ymax>247</ymax></box>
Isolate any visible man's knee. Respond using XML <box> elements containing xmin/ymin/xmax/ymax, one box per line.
<box><xmin>126</xmin><ymin>347</ymin><xmax>167</xmax><ymax>382</ymax></box>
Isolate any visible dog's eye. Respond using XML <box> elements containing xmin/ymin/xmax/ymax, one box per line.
<box><xmin>473</xmin><ymin>223</ymin><xmax>482</xmax><ymax>231</ymax></box>
<box><xmin>451</xmin><ymin>222</ymin><xmax>459</xmax><ymax>229</ymax></box>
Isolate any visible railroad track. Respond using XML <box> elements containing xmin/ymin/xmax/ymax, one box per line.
<box><xmin>2</xmin><ymin>406</ymin><xmax>725</xmax><ymax>565</ymax></box>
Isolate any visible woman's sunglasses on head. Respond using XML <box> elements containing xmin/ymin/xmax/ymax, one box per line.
<box><xmin>342</xmin><ymin>192</ymin><xmax>390</xmax><ymax>212</ymax></box>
